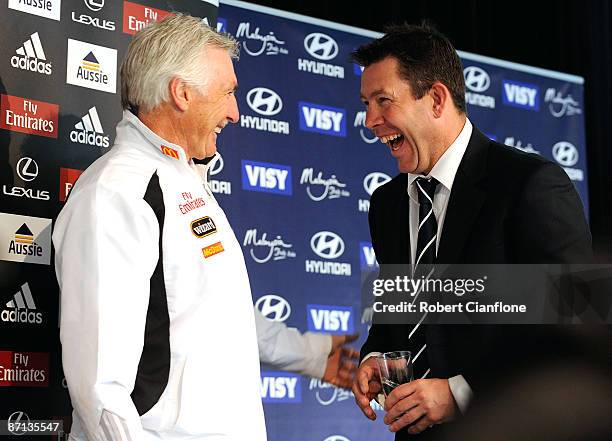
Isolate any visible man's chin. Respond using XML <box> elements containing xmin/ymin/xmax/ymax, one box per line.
<box><xmin>198</xmin><ymin>145</ymin><xmax>217</xmax><ymax>160</ymax></box>
<box><xmin>397</xmin><ymin>156</ymin><xmax>425</xmax><ymax>174</ymax></box>
<box><xmin>397</xmin><ymin>162</ymin><xmax>417</xmax><ymax>174</ymax></box>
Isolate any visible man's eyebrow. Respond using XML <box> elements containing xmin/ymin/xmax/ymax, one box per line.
<box><xmin>360</xmin><ymin>88</ymin><xmax>387</xmax><ymax>101</ymax></box>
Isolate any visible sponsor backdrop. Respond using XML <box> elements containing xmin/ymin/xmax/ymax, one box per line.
<box><xmin>0</xmin><ymin>0</ymin><xmax>587</xmax><ymax>439</ymax></box>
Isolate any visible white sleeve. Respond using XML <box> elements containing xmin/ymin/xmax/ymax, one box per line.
<box><xmin>254</xmin><ymin>307</ymin><xmax>331</xmax><ymax>379</ymax></box>
<box><xmin>53</xmin><ymin>186</ymin><xmax>159</xmax><ymax>440</ymax></box>
<box><xmin>447</xmin><ymin>375</ymin><xmax>473</xmax><ymax>414</ymax></box>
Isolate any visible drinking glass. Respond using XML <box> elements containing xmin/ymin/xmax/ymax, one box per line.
<box><xmin>375</xmin><ymin>351</ymin><xmax>413</xmax><ymax>396</ymax></box>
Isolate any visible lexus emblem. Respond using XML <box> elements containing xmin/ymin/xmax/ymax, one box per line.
<box><xmin>16</xmin><ymin>157</ymin><xmax>39</xmax><ymax>182</ymax></box>
<box><xmin>8</xmin><ymin>411</ymin><xmax>30</xmax><ymax>435</ymax></box>
<box><xmin>463</xmin><ymin>66</ymin><xmax>490</xmax><ymax>93</ymax></box>
<box><xmin>255</xmin><ymin>294</ymin><xmax>291</xmax><ymax>322</ymax></box>
<box><xmin>552</xmin><ymin>141</ymin><xmax>579</xmax><ymax>167</ymax></box>
<box><xmin>246</xmin><ymin>87</ymin><xmax>283</xmax><ymax>116</ymax></box>
<box><xmin>363</xmin><ymin>172</ymin><xmax>391</xmax><ymax>196</ymax></box>
<box><xmin>84</xmin><ymin>0</ymin><xmax>104</xmax><ymax>12</ymax></box>
<box><xmin>311</xmin><ymin>231</ymin><xmax>345</xmax><ymax>259</ymax></box>
<box><xmin>304</xmin><ymin>32</ymin><xmax>338</xmax><ymax>61</ymax></box>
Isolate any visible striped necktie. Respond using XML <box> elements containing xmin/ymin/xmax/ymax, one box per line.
<box><xmin>410</xmin><ymin>177</ymin><xmax>439</xmax><ymax>379</ymax></box>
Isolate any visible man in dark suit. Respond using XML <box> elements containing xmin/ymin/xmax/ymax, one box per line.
<box><xmin>351</xmin><ymin>24</ymin><xmax>592</xmax><ymax>439</ymax></box>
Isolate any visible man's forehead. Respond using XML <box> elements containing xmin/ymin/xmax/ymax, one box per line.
<box><xmin>360</xmin><ymin>68</ymin><xmax>398</xmax><ymax>98</ymax></box>
<box><xmin>360</xmin><ymin>58</ymin><xmax>405</xmax><ymax>98</ymax></box>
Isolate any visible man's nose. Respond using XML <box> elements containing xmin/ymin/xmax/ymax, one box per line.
<box><xmin>364</xmin><ymin>108</ymin><xmax>382</xmax><ymax>130</ymax></box>
<box><xmin>227</xmin><ymin>95</ymin><xmax>239</xmax><ymax>124</ymax></box>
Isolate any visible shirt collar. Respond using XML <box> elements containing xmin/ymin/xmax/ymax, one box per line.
<box><xmin>193</xmin><ymin>153</ymin><xmax>222</xmax><ymax>181</ymax></box>
<box><xmin>121</xmin><ymin>109</ymin><xmax>190</xmax><ymax>164</ymax></box>
<box><xmin>407</xmin><ymin>118</ymin><xmax>473</xmax><ymax>201</ymax></box>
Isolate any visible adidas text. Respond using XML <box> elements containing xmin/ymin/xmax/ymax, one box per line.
<box><xmin>70</xmin><ymin>130</ymin><xmax>110</xmax><ymax>147</ymax></box>
<box><xmin>1</xmin><ymin>309</ymin><xmax>43</xmax><ymax>324</ymax></box>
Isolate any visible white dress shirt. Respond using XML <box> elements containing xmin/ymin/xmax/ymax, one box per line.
<box><xmin>407</xmin><ymin>118</ymin><xmax>472</xmax><ymax>263</ymax></box>
<box><xmin>407</xmin><ymin>117</ymin><xmax>473</xmax><ymax>414</ymax></box>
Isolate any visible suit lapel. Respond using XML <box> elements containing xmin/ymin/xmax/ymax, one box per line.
<box><xmin>382</xmin><ymin>174</ymin><xmax>412</xmax><ymax>264</ymax></box>
<box><xmin>396</xmin><ymin>176</ymin><xmax>411</xmax><ymax>263</ymax></box>
<box><xmin>436</xmin><ymin>129</ymin><xmax>489</xmax><ymax>264</ymax></box>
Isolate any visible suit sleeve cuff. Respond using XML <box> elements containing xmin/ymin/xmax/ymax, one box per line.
<box><xmin>448</xmin><ymin>375</ymin><xmax>473</xmax><ymax>414</ymax></box>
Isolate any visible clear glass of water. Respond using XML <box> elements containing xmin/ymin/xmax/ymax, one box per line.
<box><xmin>376</xmin><ymin>351</ymin><xmax>413</xmax><ymax>396</ymax></box>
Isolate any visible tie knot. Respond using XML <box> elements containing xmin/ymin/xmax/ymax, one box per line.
<box><xmin>415</xmin><ymin>177</ymin><xmax>438</xmax><ymax>204</ymax></box>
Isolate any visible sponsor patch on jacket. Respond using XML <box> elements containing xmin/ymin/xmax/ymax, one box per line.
<box><xmin>191</xmin><ymin>216</ymin><xmax>217</xmax><ymax>238</ymax></box>
<box><xmin>202</xmin><ymin>242</ymin><xmax>224</xmax><ymax>258</ymax></box>
<box><xmin>178</xmin><ymin>191</ymin><xmax>205</xmax><ymax>214</ymax></box>
<box><xmin>161</xmin><ymin>144</ymin><xmax>179</xmax><ymax>159</ymax></box>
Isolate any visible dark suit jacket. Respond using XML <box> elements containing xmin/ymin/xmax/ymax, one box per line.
<box><xmin>361</xmin><ymin>128</ymin><xmax>592</xmax><ymax>440</ymax></box>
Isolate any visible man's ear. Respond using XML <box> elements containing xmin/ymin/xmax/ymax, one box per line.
<box><xmin>168</xmin><ymin>77</ymin><xmax>190</xmax><ymax>112</ymax></box>
<box><xmin>429</xmin><ymin>82</ymin><xmax>450</xmax><ymax>118</ymax></box>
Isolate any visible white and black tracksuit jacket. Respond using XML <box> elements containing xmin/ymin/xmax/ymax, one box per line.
<box><xmin>53</xmin><ymin>110</ymin><xmax>266</xmax><ymax>441</ymax></box>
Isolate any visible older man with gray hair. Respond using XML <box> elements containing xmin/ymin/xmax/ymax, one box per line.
<box><xmin>54</xmin><ymin>14</ymin><xmax>266</xmax><ymax>440</ymax></box>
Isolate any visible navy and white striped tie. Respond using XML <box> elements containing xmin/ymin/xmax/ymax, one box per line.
<box><xmin>410</xmin><ymin>177</ymin><xmax>439</xmax><ymax>379</ymax></box>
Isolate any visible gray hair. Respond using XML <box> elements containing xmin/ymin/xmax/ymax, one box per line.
<box><xmin>120</xmin><ymin>13</ymin><xmax>239</xmax><ymax>113</ymax></box>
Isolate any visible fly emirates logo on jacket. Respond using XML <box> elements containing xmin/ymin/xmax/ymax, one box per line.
<box><xmin>178</xmin><ymin>191</ymin><xmax>205</xmax><ymax>215</ymax></box>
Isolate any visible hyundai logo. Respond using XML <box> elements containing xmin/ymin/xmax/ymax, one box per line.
<box><xmin>311</xmin><ymin>231</ymin><xmax>345</xmax><ymax>259</ymax></box>
<box><xmin>463</xmin><ymin>66</ymin><xmax>490</xmax><ymax>93</ymax></box>
<box><xmin>246</xmin><ymin>87</ymin><xmax>283</xmax><ymax>116</ymax></box>
<box><xmin>16</xmin><ymin>157</ymin><xmax>39</xmax><ymax>182</ymax></box>
<box><xmin>363</xmin><ymin>172</ymin><xmax>391</xmax><ymax>196</ymax></box>
<box><xmin>552</xmin><ymin>141</ymin><xmax>579</xmax><ymax>167</ymax></box>
<box><xmin>210</xmin><ymin>154</ymin><xmax>224</xmax><ymax>176</ymax></box>
<box><xmin>255</xmin><ymin>294</ymin><xmax>291</xmax><ymax>322</ymax></box>
<box><xmin>84</xmin><ymin>0</ymin><xmax>104</xmax><ymax>12</ymax></box>
<box><xmin>304</xmin><ymin>32</ymin><xmax>338</xmax><ymax>61</ymax></box>
<box><xmin>323</xmin><ymin>436</ymin><xmax>351</xmax><ymax>441</ymax></box>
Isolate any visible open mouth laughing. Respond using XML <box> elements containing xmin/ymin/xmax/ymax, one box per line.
<box><xmin>379</xmin><ymin>133</ymin><xmax>405</xmax><ymax>151</ymax></box>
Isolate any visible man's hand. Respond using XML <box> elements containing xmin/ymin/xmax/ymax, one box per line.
<box><xmin>383</xmin><ymin>378</ymin><xmax>458</xmax><ymax>434</ymax></box>
<box><xmin>330</xmin><ymin>334</ymin><xmax>359</xmax><ymax>355</ymax></box>
<box><xmin>352</xmin><ymin>357</ymin><xmax>382</xmax><ymax>421</ymax></box>
<box><xmin>322</xmin><ymin>334</ymin><xmax>359</xmax><ymax>389</ymax></box>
